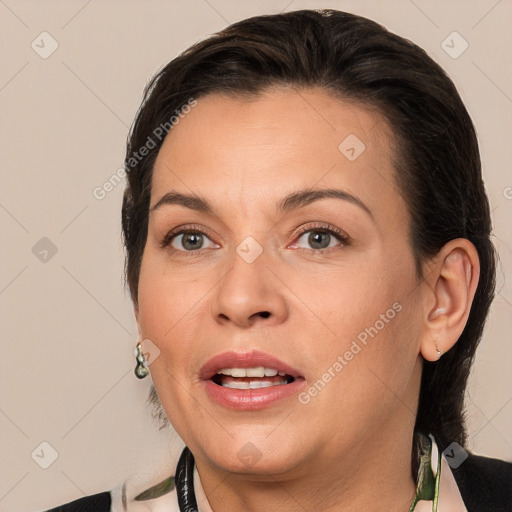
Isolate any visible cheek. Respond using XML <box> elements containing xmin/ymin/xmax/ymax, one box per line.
<box><xmin>295</xmin><ymin>261</ymin><xmax>398</xmax><ymax>341</ymax></box>
<box><xmin>297</xmin><ymin>303</ymin><xmax>415</xmax><ymax>434</ymax></box>
<box><xmin>136</xmin><ymin>256</ymin><xmax>199</xmax><ymax>363</ymax></box>
<box><xmin>296</xmin><ymin>260</ymin><xmax>416</xmax><ymax>381</ymax></box>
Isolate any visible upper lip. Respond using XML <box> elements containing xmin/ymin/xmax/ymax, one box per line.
<box><xmin>199</xmin><ymin>350</ymin><xmax>303</xmax><ymax>380</ymax></box>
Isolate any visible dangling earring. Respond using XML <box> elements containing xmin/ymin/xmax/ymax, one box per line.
<box><xmin>134</xmin><ymin>341</ymin><xmax>149</xmax><ymax>379</ymax></box>
<box><xmin>436</xmin><ymin>344</ymin><xmax>443</xmax><ymax>360</ymax></box>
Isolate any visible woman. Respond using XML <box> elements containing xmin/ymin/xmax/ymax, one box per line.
<box><xmin>44</xmin><ymin>8</ymin><xmax>511</xmax><ymax>512</ymax></box>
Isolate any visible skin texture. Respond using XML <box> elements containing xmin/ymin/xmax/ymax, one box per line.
<box><xmin>134</xmin><ymin>87</ymin><xmax>480</xmax><ymax>511</ymax></box>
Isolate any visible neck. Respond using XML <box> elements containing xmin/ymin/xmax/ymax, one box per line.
<box><xmin>194</xmin><ymin>421</ymin><xmax>418</xmax><ymax>512</ymax></box>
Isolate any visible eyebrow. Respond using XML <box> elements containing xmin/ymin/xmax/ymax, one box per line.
<box><xmin>150</xmin><ymin>187</ymin><xmax>373</xmax><ymax>218</ymax></box>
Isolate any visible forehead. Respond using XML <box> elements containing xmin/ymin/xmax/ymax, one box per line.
<box><xmin>150</xmin><ymin>87</ymin><xmax>405</xmax><ymax>226</ymax></box>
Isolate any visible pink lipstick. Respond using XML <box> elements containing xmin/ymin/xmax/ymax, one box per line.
<box><xmin>200</xmin><ymin>350</ymin><xmax>305</xmax><ymax>410</ymax></box>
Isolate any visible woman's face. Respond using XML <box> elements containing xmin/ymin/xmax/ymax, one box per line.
<box><xmin>136</xmin><ymin>87</ymin><xmax>426</xmax><ymax>477</ymax></box>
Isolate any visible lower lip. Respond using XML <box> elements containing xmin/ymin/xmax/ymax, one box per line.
<box><xmin>203</xmin><ymin>378</ymin><xmax>306</xmax><ymax>410</ymax></box>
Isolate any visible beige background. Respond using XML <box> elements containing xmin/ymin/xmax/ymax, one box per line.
<box><xmin>0</xmin><ymin>1</ymin><xmax>511</xmax><ymax>510</ymax></box>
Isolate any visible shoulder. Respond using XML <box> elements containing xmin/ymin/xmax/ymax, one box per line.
<box><xmin>41</xmin><ymin>484</ymin><xmax>180</xmax><ymax>512</ymax></box>
<box><xmin>41</xmin><ymin>476</ymin><xmax>181</xmax><ymax>512</ymax></box>
<box><xmin>42</xmin><ymin>490</ymin><xmax>111</xmax><ymax>511</ymax></box>
<box><xmin>450</xmin><ymin>449</ymin><xmax>512</xmax><ymax>512</ymax></box>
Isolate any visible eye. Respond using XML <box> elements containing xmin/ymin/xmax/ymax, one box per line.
<box><xmin>290</xmin><ymin>223</ymin><xmax>349</xmax><ymax>253</ymax></box>
<box><xmin>160</xmin><ymin>225</ymin><xmax>219</xmax><ymax>253</ymax></box>
<box><xmin>160</xmin><ymin>222</ymin><xmax>349</xmax><ymax>255</ymax></box>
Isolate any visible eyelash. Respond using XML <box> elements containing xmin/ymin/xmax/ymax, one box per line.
<box><xmin>159</xmin><ymin>222</ymin><xmax>350</xmax><ymax>256</ymax></box>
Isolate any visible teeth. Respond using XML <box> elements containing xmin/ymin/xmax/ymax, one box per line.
<box><xmin>248</xmin><ymin>380</ymin><xmax>274</xmax><ymax>389</ymax></box>
<box><xmin>216</xmin><ymin>367</ymin><xmax>284</xmax><ymax>377</ymax></box>
<box><xmin>221</xmin><ymin>380</ymin><xmax>288</xmax><ymax>389</ymax></box>
<box><xmin>246</xmin><ymin>367</ymin><xmax>265</xmax><ymax>377</ymax></box>
<box><xmin>223</xmin><ymin>380</ymin><xmax>250</xmax><ymax>389</ymax></box>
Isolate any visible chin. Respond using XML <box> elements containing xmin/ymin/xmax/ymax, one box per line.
<box><xmin>195</xmin><ymin>428</ymin><xmax>306</xmax><ymax>477</ymax></box>
<box><xmin>210</xmin><ymin>447</ymin><xmax>303</xmax><ymax>477</ymax></box>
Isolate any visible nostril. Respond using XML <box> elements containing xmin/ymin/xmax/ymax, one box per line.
<box><xmin>259</xmin><ymin>311</ymin><xmax>270</xmax><ymax>318</ymax></box>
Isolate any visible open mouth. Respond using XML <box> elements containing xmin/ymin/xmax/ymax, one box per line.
<box><xmin>210</xmin><ymin>367</ymin><xmax>295</xmax><ymax>389</ymax></box>
<box><xmin>201</xmin><ymin>352</ymin><xmax>304</xmax><ymax>408</ymax></box>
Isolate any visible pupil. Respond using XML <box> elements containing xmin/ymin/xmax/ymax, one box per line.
<box><xmin>183</xmin><ymin>233</ymin><xmax>202</xmax><ymax>250</ymax></box>
<box><xmin>309</xmin><ymin>232</ymin><xmax>329</xmax><ymax>249</ymax></box>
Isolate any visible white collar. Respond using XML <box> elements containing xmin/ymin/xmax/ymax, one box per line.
<box><xmin>110</xmin><ymin>437</ymin><xmax>467</xmax><ymax>512</ymax></box>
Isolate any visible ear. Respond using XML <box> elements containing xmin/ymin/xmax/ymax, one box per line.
<box><xmin>419</xmin><ymin>239</ymin><xmax>480</xmax><ymax>361</ymax></box>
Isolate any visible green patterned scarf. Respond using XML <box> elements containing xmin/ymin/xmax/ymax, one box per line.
<box><xmin>409</xmin><ymin>433</ymin><xmax>442</xmax><ymax>511</ymax></box>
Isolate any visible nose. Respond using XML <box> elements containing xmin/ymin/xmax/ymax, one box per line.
<box><xmin>210</xmin><ymin>246</ymin><xmax>288</xmax><ymax>328</ymax></box>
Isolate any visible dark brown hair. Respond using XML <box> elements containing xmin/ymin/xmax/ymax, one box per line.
<box><xmin>121</xmin><ymin>9</ymin><xmax>496</xmax><ymax>481</ymax></box>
